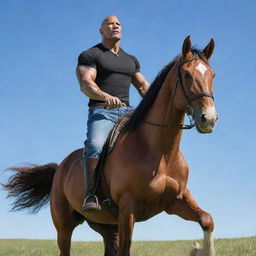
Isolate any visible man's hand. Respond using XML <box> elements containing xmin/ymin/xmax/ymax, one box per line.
<box><xmin>105</xmin><ymin>95</ymin><xmax>126</xmax><ymax>109</ymax></box>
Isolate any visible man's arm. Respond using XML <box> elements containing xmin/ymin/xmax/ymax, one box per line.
<box><xmin>132</xmin><ymin>72</ymin><xmax>150</xmax><ymax>97</ymax></box>
<box><xmin>76</xmin><ymin>65</ymin><xmax>125</xmax><ymax>108</ymax></box>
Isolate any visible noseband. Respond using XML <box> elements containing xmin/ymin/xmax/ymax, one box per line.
<box><xmin>144</xmin><ymin>56</ymin><xmax>214</xmax><ymax>129</ymax></box>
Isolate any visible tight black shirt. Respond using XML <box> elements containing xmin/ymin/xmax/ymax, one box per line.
<box><xmin>77</xmin><ymin>43</ymin><xmax>140</xmax><ymax>106</ymax></box>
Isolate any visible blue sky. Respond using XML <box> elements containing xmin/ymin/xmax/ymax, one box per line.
<box><xmin>0</xmin><ymin>0</ymin><xmax>256</xmax><ymax>242</ymax></box>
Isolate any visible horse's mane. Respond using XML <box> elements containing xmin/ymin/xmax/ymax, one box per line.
<box><xmin>124</xmin><ymin>48</ymin><xmax>208</xmax><ymax>133</ymax></box>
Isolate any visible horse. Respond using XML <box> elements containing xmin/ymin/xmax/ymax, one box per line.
<box><xmin>3</xmin><ymin>36</ymin><xmax>218</xmax><ymax>256</ymax></box>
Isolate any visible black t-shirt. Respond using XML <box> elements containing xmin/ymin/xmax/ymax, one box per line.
<box><xmin>77</xmin><ymin>43</ymin><xmax>140</xmax><ymax>106</ymax></box>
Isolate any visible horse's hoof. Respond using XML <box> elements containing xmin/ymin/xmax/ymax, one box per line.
<box><xmin>190</xmin><ymin>242</ymin><xmax>201</xmax><ymax>256</ymax></box>
<box><xmin>192</xmin><ymin>242</ymin><xmax>201</xmax><ymax>249</ymax></box>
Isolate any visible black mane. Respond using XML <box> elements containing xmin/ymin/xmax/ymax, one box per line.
<box><xmin>124</xmin><ymin>48</ymin><xmax>208</xmax><ymax>133</ymax></box>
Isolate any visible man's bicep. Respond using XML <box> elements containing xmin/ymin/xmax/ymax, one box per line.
<box><xmin>76</xmin><ymin>65</ymin><xmax>97</xmax><ymax>82</ymax></box>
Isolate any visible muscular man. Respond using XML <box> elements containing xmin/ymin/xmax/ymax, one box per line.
<box><xmin>76</xmin><ymin>16</ymin><xmax>149</xmax><ymax>211</ymax></box>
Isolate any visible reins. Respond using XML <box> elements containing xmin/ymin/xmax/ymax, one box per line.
<box><xmin>144</xmin><ymin>56</ymin><xmax>214</xmax><ymax>130</ymax></box>
<box><xmin>144</xmin><ymin>120</ymin><xmax>195</xmax><ymax>130</ymax></box>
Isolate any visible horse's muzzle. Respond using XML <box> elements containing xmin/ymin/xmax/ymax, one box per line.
<box><xmin>194</xmin><ymin>108</ymin><xmax>218</xmax><ymax>133</ymax></box>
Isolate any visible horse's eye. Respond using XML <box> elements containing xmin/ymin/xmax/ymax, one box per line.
<box><xmin>184</xmin><ymin>72</ymin><xmax>192</xmax><ymax>80</ymax></box>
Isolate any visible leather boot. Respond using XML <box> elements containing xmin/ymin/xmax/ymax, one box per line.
<box><xmin>81</xmin><ymin>156</ymin><xmax>101</xmax><ymax>211</ymax></box>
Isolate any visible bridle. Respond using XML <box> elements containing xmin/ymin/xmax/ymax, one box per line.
<box><xmin>144</xmin><ymin>56</ymin><xmax>214</xmax><ymax>129</ymax></box>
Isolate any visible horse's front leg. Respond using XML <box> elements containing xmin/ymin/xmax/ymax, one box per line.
<box><xmin>166</xmin><ymin>189</ymin><xmax>215</xmax><ymax>256</ymax></box>
<box><xmin>117</xmin><ymin>196</ymin><xmax>135</xmax><ymax>256</ymax></box>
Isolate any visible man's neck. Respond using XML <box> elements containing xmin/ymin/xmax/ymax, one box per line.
<box><xmin>102</xmin><ymin>40</ymin><xmax>120</xmax><ymax>54</ymax></box>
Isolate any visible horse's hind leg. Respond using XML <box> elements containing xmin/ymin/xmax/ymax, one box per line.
<box><xmin>166</xmin><ymin>189</ymin><xmax>215</xmax><ymax>256</ymax></box>
<box><xmin>52</xmin><ymin>208</ymin><xmax>81</xmax><ymax>256</ymax></box>
<box><xmin>88</xmin><ymin>222</ymin><xmax>119</xmax><ymax>256</ymax></box>
<box><xmin>56</xmin><ymin>227</ymin><xmax>75</xmax><ymax>256</ymax></box>
<box><xmin>51</xmin><ymin>189</ymin><xmax>82</xmax><ymax>256</ymax></box>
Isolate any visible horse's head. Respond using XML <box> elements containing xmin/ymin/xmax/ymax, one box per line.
<box><xmin>174</xmin><ymin>36</ymin><xmax>218</xmax><ymax>133</ymax></box>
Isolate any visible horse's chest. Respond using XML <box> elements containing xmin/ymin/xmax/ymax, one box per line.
<box><xmin>134</xmin><ymin>175</ymin><xmax>180</xmax><ymax>214</ymax></box>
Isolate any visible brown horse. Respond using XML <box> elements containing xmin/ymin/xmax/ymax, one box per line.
<box><xmin>4</xmin><ymin>36</ymin><xmax>218</xmax><ymax>256</ymax></box>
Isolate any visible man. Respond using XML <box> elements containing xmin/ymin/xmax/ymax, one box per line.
<box><xmin>76</xmin><ymin>16</ymin><xmax>149</xmax><ymax>211</ymax></box>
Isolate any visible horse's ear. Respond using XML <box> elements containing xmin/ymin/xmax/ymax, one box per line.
<box><xmin>203</xmin><ymin>38</ymin><xmax>215</xmax><ymax>59</ymax></box>
<box><xmin>182</xmin><ymin>35</ymin><xmax>192</xmax><ymax>58</ymax></box>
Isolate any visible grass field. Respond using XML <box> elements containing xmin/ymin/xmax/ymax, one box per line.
<box><xmin>0</xmin><ymin>236</ymin><xmax>255</xmax><ymax>256</ymax></box>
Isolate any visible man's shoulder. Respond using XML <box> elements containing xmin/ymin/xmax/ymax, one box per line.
<box><xmin>120</xmin><ymin>48</ymin><xmax>138</xmax><ymax>61</ymax></box>
<box><xmin>77</xmin><ymin>43</ymin><xmax>106</xmax><ymax>67</ymax></box>
<box><xmin>80</xmin><ymin>43</ymin><xmax>105</xmax><ymax>57</ymax></box>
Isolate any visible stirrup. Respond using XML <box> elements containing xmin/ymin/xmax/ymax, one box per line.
<box><xmin>82</xmin><ymin>193</ymin><xmax>101</xmax><ymax>211</ymax></box>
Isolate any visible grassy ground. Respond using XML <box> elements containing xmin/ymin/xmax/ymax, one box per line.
<box><xmin>0</xmin><ymin>236</ymin><xmax>255</xmax><ymax>256</ymax></box>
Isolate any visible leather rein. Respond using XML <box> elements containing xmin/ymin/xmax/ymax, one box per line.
<box><xmin>144</xmin><ymin>56</ymin><xmax>214</xmax><ymax>129</ymax></box>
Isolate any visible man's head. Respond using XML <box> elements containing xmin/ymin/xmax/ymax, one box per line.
<box><xmin>99</xmin><ymin>16</ymin><xmax>122</xmax><ymax>43</ymax></box>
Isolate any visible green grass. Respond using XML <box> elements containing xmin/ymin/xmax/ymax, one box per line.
<box><xmin>0</xmin><ymin>237</ymin><xmax>255</xmax><ymax>256</ymax></box>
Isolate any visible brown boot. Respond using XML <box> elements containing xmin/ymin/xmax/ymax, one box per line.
<box><xmin>81</xmin><ymin>156</ymin><xmax>101</xmax><ymax>211</ymax></box>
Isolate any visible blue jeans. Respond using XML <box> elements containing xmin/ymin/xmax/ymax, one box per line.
<box><xmin>85</xmin><ymin>105</ymin><xmax>133</xmax><ymax>157</ymax></box>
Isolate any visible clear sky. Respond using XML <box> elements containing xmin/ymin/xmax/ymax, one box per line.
<box><xmin>0</xmin><ymin>0</ymin><xmax>256</xmax><ymax>242</ymax></box>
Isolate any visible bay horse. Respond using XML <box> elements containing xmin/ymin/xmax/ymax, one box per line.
<box><xmin>4</xmin><ymin>36</ymin><xmax>218</xmax><ymax>256</ymax></box>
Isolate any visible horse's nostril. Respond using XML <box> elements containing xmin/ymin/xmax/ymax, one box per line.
<box><xmin>201</xmin><ymin>114</ymin><xmax>207</xmax><ymax>123</ymax></box>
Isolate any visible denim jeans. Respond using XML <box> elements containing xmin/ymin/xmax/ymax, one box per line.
<box><xmin>85</xmin><ymin>105</ymin><xmax>133</xmax><ymax>157</ymax></box>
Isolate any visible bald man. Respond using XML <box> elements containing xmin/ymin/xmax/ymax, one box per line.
<box><xmin>76</xmin><ymin>16</ymin><xmax>149</xmax><ymax>211</ymax></box>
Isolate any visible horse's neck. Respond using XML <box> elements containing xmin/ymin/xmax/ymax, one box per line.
<box><xmin>139</xmin><ymin>66</ymin><xmax>184</xmax><ymax>158</ymax></box>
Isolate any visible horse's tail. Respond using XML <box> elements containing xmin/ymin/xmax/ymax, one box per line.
<box><xmin>3</xmin><ymin>163</ymin><xmax>58</xmax><ymax>213</ymax></box>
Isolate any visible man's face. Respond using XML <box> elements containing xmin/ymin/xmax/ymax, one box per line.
<box><xmin>100</xmin><ymin>16</ymin><xmax>122</xmax><ymax>42</ymax></box>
